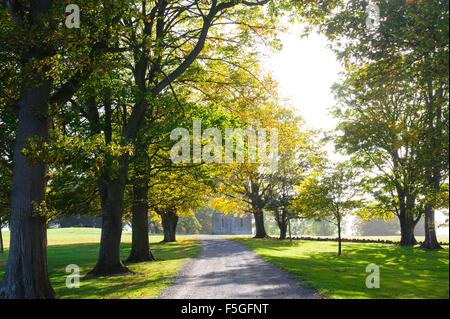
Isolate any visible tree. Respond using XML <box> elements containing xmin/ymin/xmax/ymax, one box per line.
<box><xmin>126</xmin><ymin>91</ymin><xmax>237</xmax><ymax>250</ymax></box>
<box><xmin>211</xmin><ymin>102</ymin><xmax>296</xmax><ymax>239</ymax></box>
<box><xmin>46</xmin><ymin>170</ymin><xmax>102</xmax><ymax>227</ymax></box>
<box><xmin>126</xmin><ymin>151</ymin><xmax>155</xmax><ymax>262</ymax></box>
<box><xmin>193</xmin><ymin>207</ymin><xmax>214</xmax><ymax>234</ymax></box>
<box><xmin>292</xmin><ymin>163</ymin><xmax>362</xmax><ymax>256</ymax></box>
<box><xmin>281</xmin><ymin>219</ymin><xmax>336</xmax><ymax>237</ymax></box>
<box><xmin>213</xmin><ymin>162</ymin><xmax>274</xmax><ymax>238</ymax></box>
<box><xmin>332</xmin><ymin>76</ymin><xmax>426</xmax><ymax>246</ymax></box>
<box><xmin>317</xmin><ymin>0</ymin><xmax>449</xmax><ymax>248</ymax></box>
<box><xmin>177</xmin><ymin>213</ymin><xmax>203</xmax><ymax>235</ymax></box>
<box><xmin>0</xmin><ymin>0</ymin><xmax>358</xmax><ymax>296</ymax></box>
<box><xmin>265</xmin><ymin>108</ymin><xmax>323</xmax><ymax>240</ymax></box>
<box><xmin>148</xmin><ymin>167</ymin><xmax>215</xmax><ymax>242</ymax></box>
<box><xmin>0</xmin><ymin>1</ymin><xmax>59</xmax><ymax>297</ymax></box>
<box><xmin>124</xmin><ymin>93</ymin><xmax>186</xmax><ymax>262</ymax></box>
<box><xmin>0</xmin><ymin>105</ymin><xmax>14</xmax><ymax>255</ymax></box>
<box><xmin>76</xmin><ymin>0</ymin><xmax>282</xmax><ymax>276</ymax></box>
<box><xmin>0</xmin><ymin>0</ymin><xmax>278</xmax><ymax>282</ymax></box>
<box><xmin>266</xmin><ymin>200</ymin><xmax>292</xmax><ymax>240</ymax></box>
<box><xmin>123</xmin><ymin>36</ymin><xmax>267</xmax><ymax>256</ymax></box>
<box><xmin>0</xmin><ymin>0</ymin><xmax>124</xmax><ymax>297</ymax></box>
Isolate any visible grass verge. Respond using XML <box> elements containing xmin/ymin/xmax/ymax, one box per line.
<box><xmin>231</xmin><ymin>237</ymin><xmax>449</xmax><ymax>299</ymax></box>
<box><xmin>0</xmin><ymin>228</ymin><xmax>200</xmax><ymax>299</ymax></box>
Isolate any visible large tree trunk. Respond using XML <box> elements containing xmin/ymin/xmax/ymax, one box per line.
<box><xmin>161</xmin><ymin>210</ymin><xmax>178</xmax><ymax>242</ymax></box>
<box><xmin>396</xmin><ymin>190</ymin><xmax>419</xmax><ymax>247</ymax></box>
<box><xmin>420</xmin><ymin>95</ymin><xmax>444</xmax><ymax>250</ymax></box>
<box><xmin>0</xmin><ymin>82</ymin><xmax>55</xmax><ymax>298</ymax></box>
<box><xmin>398</xmin><ymin>212</ymin><xmax>418</xmax><ymax>247</ymax></box>
<box><xmin>278</xmin><ymin>222</ymin><xmax>287</xmax><ymax>240</ymax></box>
<box><xmin>420</xmin><ymin>206</ymin><xmax>443</xmax><ymax>250</ymax></box>
<box><xmin>87</xmin><ymin>167</ymin><xmax>130</xmax><ymax>276</ymax></box>
<box><xmin>253</xmin><ymin>210</ymin><xmax>267</xmax><ymax>238</ymax></box>
<box><xmin>126</xmin><ymin>180</ymin><xmax>155</xmax><ymax>262</ymax></box>
<box><xmin>275</xmin><ymin>209</ymin><xmax>288</xmax><ymax>240</ymax></box>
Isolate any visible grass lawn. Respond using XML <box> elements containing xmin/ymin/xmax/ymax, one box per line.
<box><xmin>231</xmin><ymin>237</ymin><xmax>449</xmax><ymax>299</ymax></box>
<box><xmin>0</xmin><ymin>228</ymin><xmax>200</xmax><ymax>299</ymax></box>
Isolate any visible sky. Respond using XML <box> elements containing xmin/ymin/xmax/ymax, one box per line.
<box><xmin>263</xmin><ymin>22</ymin><xmax>449</xmax><ymax>237</ymax></box>
<box><xmin>267</xmin><ymin>23</ymin><xmax>342</xmax><ymax>133</ymax></box>
<box><xmin>263</xmin><ymin>22</ymin><xmax>347</xmax><ymax>163</ymax></box>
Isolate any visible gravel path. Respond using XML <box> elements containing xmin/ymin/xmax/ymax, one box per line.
<box><xmin>158</xmin><ymin>235</ymin><xmax>322</xmax><ymax>299</ymax></box>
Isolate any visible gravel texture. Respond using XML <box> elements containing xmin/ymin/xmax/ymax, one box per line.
<box><xmin>158</xmin><ymin>235</ymin><xmax>322</xmax><ymax>299</ymax></box>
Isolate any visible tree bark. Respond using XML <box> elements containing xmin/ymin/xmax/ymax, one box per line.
<box><xmin>278</xmin><ymin>223</ymin><xmax>287</xmax><ymax>240</ymax></box>
<box><xmin>87</xmin><ymin>167</ymin><xmax>130</xmax><ymax>276</ymax></box>
<box><xmin>395</xmin><ymin>189</ymin><xmax>419</xmax><ymax>246</ymax></box>
<box><xmin>275</xmin><ymin>209</ymin><xmax>288</xmax><ymax>240</ymax></box>
<box><xmin>253</xmin><ymin>210</ymin><xmax>267</xmax><ymax>238</ymax></box>
<box><xmin>398</xmin><ymin>212</ymin><xmax>418</xmax><ymax>246</ymax></box>
<box><xmin>126</xmin><ymin>180</ymin><xmax>155</xmax><ymax>262</ymax></box>
<box><xmin>420</xmin><ymin>206</ymin><xmax>443</xmax><ymax>250</ymax></box>
<box><xmin>420</xmin><ymin>90</ymin><xmax>444</xmax><ymax>250</ymax></box>
<box><xmin>0</xmin><ymin>82</ymin><xmax>55</xmax><ymax>298</ymax></box>
<box><xmin>161</xmin><ymin>210</ymin><xmax>178</xmax><ymax>242</ymax></box>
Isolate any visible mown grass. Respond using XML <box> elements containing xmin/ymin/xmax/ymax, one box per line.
<box><xmin>231</xmin><ymin>237</ymin><xmax>449</xmax><ymax>299</ymax></box>
<box><xmin>0</xmin><ymin>228</ymin><xmax>200</xmax><ymax>299</ymax></box>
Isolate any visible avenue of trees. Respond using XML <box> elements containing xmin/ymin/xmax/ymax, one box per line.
<box><xmin>0</xmin><ymin>0</ymin><xmax>448</xmax><ymax>299</ymax></box>
<box><xmin>325</xmin><ymin>0</ymin><xmax>449</xmax><ymax>249</ymax></box>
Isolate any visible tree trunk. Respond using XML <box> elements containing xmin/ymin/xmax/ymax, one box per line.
<box><xmin>420</xmin><ymin>206</ymin><xmax>443</xmax><ymax>250</ymax></box>
<box><xmin>278</xmin><ymin>223</ymin><xmax>287</xmax><ymax>240</ymax></box>
<box><xmin>278</xmin><ymin>221</ymin><xmax>287</xmax><ymax>240</ymax></box>
<box><xmin>253</xmin><ymin>210</ymin><xmax>267</xmax><ymax>238</ymax></box>
<box><xmin>0</xmin><ymin>82</ymin><xmax>55</xmax><ymax>298</ymax></box>
<box><xmin>276</xmin><ymin>209</ymin><xmax>288</xmax><ymax>240</ymax></box>
<box><xmin>0</xmin><ymin>227</ymin><xmax>3</xmax><ymax>254</ymax></box>
<box><xmin>87</xmin><ymin>168</ymin><xmax>130</xmax><ymax>276</ymax></box>
<box><xmin>161</xmin><ymin>210</ymin><xmax>178</xmax><ymax>242</ymax></box>
<box><xmin>288</xmin><ymin>218</ymin><xmax>292</xmax><ymax>242</ymax></box>
<box><xmin>420</xmin><ymin>92</ymin><xmax>443</xmax><ymax>250</ymax></box>
<box><xmin>126</xmin><ymin>180</ymin><xmax>155</xmax><ymax>262</ymax></box>
<box><xmin>398</xmin><ymin>212</ymin><xmax>418</xmax><ymax>247</ymax></box>
<box><xmin>337</xmin><ymin>220</ymin><xmax>342</xmax><ymax>256</ymax></box>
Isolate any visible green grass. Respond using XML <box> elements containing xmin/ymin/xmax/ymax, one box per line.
<box><xmin>0</xmin><ymin>228</ymin><xmax>200</xmax><ymax>299</ymax></box>
<box><xmin>231</xmin><ymin>237</ymin><xmax>449</xmax><ymax>299</ymax></box>
<box><xmin>223</xmin><ymin>234</ymin><xmax>450</xmax><ymax>244</ymax></box>
<box><xmin>349</xmin><ymin>235</ymin><xmax>449</xmax><ymax>243</ymax></box>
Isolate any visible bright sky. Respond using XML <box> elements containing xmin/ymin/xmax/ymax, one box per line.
<box><xmin>267</xmin><ymin>23</ymin><xmax>342</xmax><ymax>133</ymax></box>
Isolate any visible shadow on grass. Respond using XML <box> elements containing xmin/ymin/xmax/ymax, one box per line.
<box><xmin>0</xmin><ymin>239</ymin><xmax>200</xmax><ymax>299</ymax></box>
<box><xmin>233</xmin><ymin>238</ymin><xmax>449</xmax><ymax>299</ymax></box>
